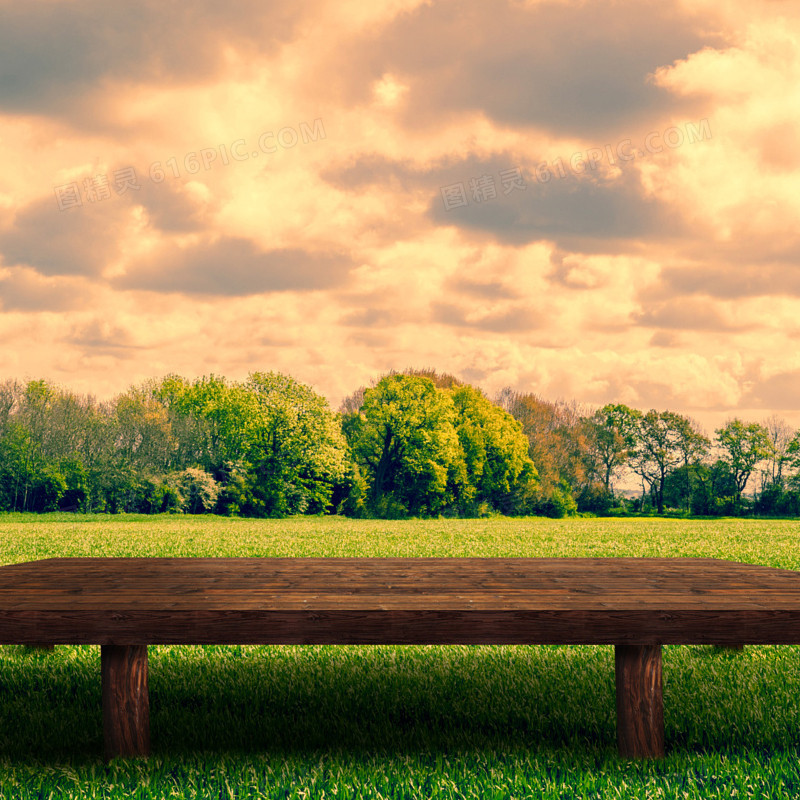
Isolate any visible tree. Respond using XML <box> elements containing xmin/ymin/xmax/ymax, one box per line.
<box><xmin>583</xmin><ymin>404</ymin><xmax>641</xmax><ymax>494</ymax></box>
<box><xmin>346</xmin><ymin>374</ymin><xmax>465</xmax><ymax>516</ymax></box>
<box><xmin>244</xmin><ymin>372</ymin><xmax>350</xmax><ymax>515</ymax></box>
<box><xmin>155</xmin><ymin>374</ymin><xmax>250</xmax><ymax>471</ymax></box>
<box><xmin>761</xmin><ymin>414</ymin><xmax>793</xmax><ymax>490</ymax></box>
<box><xmin>496</xmin><ymin>389</ymin><xmax>588</xmax><ymax>513</ymax></box>
<box><xmin>674</xmin><ymin>417</ymin><xmax>710</xmax><ymax>513</ymax></box>
<box><xmin>715</xmin><ymin>419</ymin><xmax>770</xmax><ymax>511</ymax></box>
<box><xmin>449</xmin><ymin>384</ymin><xmax>537</xmax><ymax>513</ymax></box>
<box><xmin>630</xmin><ymin>410</ymin><xmax>702</xmax><ymax>514</ymax></box>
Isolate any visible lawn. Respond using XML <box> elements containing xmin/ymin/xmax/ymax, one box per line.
<box><xmin>1</xmin><ymin>514</ymin><xmax>800</xmax><ymax>798</ymax></box>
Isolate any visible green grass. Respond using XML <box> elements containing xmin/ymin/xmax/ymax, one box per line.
<box><xmin>1</xmin><ymin>514</ymin><xmax>800</xmax><ymax>798</ymax></box>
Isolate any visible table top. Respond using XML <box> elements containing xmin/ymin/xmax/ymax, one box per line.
<box><xmin>3</xmin><ymin>556</ymin><xmax>800</xmax><ymax>612</ymax></box>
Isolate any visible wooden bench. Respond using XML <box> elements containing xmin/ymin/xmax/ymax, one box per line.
<box><xmin>2</xmin><ymin>556</ymin><xmax>800</xmax><ymax>760</ymax></box>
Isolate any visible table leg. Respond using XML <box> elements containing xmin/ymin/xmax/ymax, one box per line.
<box><xmin>101</xmin><ymin>645</ymin><xmax>150</xmax><ymax>759</ymax></box>
<box><xmin>615</xmin><ymin>644</ymin><xmax>664</xmax><ymax>758</ymax></box>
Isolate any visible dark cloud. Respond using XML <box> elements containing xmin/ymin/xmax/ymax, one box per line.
<box><xmin>649</xmin><ymin>330</ymin><xmax>682</xmax><ymax>348</ymax></box>
<box><xmin>116</xmin><ymin>237</ymin><xmax>353</xmax><ymax>296</ymax></box>
<box><xmin>323</xmin><ymin>151</ymin><xmax>684</xmax><ymax>251</ymax></box>
<box><xmin>448</xmin><ymin>277</ymin><xmax>518</xmax><ymax>300</ymax></box>
<box><xmin>135</xmin><ymin>180</ymin><xmax>213</xmax><ymax>233</ymax></box>
<box><xmin>426</xmin><ymin>157</ymin><xmax>684</xmax><ymax>251</ymax></box>
<box><xmin>340</xmin><ymin>307</ymin><xmax>401</xmax><ymax>327</ymax></box>
<box><xmin>741</xmin><ymin>371</ymin><xmax>800</xmax><ymax>410</ymax></box>
<box><xmin>547</xmin><ymin>259</ymin><xmax>609</xmax><ymax>290</ymax></box>
<box><xmin>0</xmin><ymin>165</ymin><xmax>215</xmax><ymax>279</ymax></box>
<box><xmin>0</xmin><ymin>0</ymin><xmax>308</xmax><ymax>123</ymax></box>
<box><xmin>635</xmin><ymin>298</ymin><xmax>751</xmax><ymax>331</ymax></box>
<box><xmin>67</xmin><ymin>320</ymin><xmax>143</xmax><ymax>358</ymax></box>
<box><xmin>334</xmin><ymin>0</ymin><xmax>720</xmax><ymax>138</ymax></box>
<box><xmin>0</xmin><ymin>193</ymin><xmax>128</xmax><ymax>277</ymax></box>
<box><xmin>0</xmin><ymin>268</ymin><xmax>86</xmax><ymax>311</ymax></box>
<box><xmin>321</xmin><ymin>154</ymin><xmax>422</xmax><ymax>192</ymax></box>
<box><xmin>432</xmin><ymin>301</ymin><xmax>539</xmax><ymax>333</ymax></box>
<box><xmin>650</xmin><ymin>260</ymin><xmax>800</xmax><ymax>300</ymax></box>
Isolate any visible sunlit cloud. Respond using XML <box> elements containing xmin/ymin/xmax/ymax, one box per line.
<box><xmin>0</xmin><ymin>0</ymin><xmax>798</xmax><ymax>432</ymax></box>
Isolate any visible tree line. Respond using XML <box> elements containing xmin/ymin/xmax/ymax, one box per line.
<box><xmin>0</xmin><ymin>369</ymin><xmax>797</xmax><ymax>518</ymax></box>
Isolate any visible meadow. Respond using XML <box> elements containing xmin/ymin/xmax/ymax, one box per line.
<box><xmin>1</xmin><ymin>513</ymin><xmax>800</xmax><ymax>798</ymax></box>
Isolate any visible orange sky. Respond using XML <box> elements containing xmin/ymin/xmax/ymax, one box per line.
<box><xmin>1</xmin><ymin>0</ymin><xmax>799</xmax><ymax>434</ymax></box>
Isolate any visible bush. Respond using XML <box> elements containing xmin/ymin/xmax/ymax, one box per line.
<box><xmin>28</xmin><ymin>465</ymin><xmax>67</xmax><ymax>512</ymax></box>
<box><xmin>604</xmin><ymin>505</ymin><xmax>630</xmax><ymax>517</ymax></box>
<box><xmin>535</xmin><ymin>482</ymin><xmax>578</xmax><ymax>518</ymax></box>
<box><xmin>371</xmin><ymin>493</ymin><xmax>410</xmax><ymax>519</ymax></box>
<box><xmin>169</xmin><ymin>468</ymin><xmax>220</xmax><ymax>514</ymax></box>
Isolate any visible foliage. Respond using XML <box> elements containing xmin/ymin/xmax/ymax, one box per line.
<box><xmin>629</xmin><ymin>410</ymin><xmax>707</xmax><ymax>514</ymax></box>
<box><xmin>449</xmin><ymin>383</ymin><xmax>537</xmax><ymax>514</ymax></box>
<box><xmin>534</xmin><ymin>480</ymin><xmax>578</xmax><ymax>518</ymax></box>
<box><xmin>715</xmin><ymin>419</ymin><xmax>771</xmax><ymax>510</ymax></box>
<box><xmin>168</xmin><ymin>467</ymin><xmax>220</xmax><ymax>514</ymax></box>
<box><xmin>582</xmin><ymin>403</ymin><xmax>640</xmax><ymax>493</ymax></box>
<box><xmin>345</xmin><ymin>374</ymin><xmax>465</xmax><ymax>516</ymax></box>
<box><xmin>2</xmin><ymin>371</ymin><xmax>800</xmax><ymax>520</ymax></box>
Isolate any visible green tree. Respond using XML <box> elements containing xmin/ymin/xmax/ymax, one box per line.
<box><xmin>169</xmin><ymin>467</ymin><xmax>220</xmax><ymax>514</ymax></box>
<box><xmin>583</xmin><ymin>404</ymin><xmax>641</xmax><ymax>494</ymax></box>
<box><xmin>449</xmin><ymin>384</ymin><xmax>537</xmax><ymax>513</ymax></box>
<box><xmin>715</xmin><ymin>419</ymin><xmax>771</xmax><ymax>511</ymax></box>
<box><xmin>347</xmin><ymin>374</ymin><xmax>465</xmax><ymax>516</ymax></box>
<box><xmin>244</xmin><ymin>372</ymin><xmax>349</xmax><ymax>516</ymax></box>
<box><xmin>630</xmin><ymin>410</ymin><xmax>702</xmax><ymax>514</ymax></box>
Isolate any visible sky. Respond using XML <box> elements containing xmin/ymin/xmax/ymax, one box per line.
<box><xmin>1</xmin><ymin>0</ymin><xmax>799</xmax><ymax>436</ymax></box>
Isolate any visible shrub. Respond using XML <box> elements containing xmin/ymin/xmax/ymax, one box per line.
<box><xmin>169</xmin><ymin>468</ymin><xmax>220</xmax><ymax>514</ymax></box>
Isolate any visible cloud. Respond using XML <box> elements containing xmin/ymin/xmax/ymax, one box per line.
<box><xmin>330</xmin><ymin>0</ymin><xmax>720</xmax><ymax>138</ymax></box>
<box><xmin>634</xmin><ymin>297</ymin><xmax>753</xmax><ymax>331</ymax></box>
<box><xmin>447</xmin><ymin>276</ymin><xmax>518</xmax><ymax>300</ymax></box>
<box><xmin>324</xmin><ymin>151</ymin><xmax>686</xmax><ymax>251</ymax></box>
<box><xmin>67</xmin><ymin>319</ymin><xmax>144</xmax><ymax>358</ymax></box>
<box><xmin>428</xmin><ymin>160</ymin><xmax>686</xmax><ymax>251</ymax></box>
<box><xmin>116</xmin><ymin>236</ymin><xmax>354</xmax><ymax>296</ymax></box>
<box><xmin>432</xmin><ymin>301</ymin><xmax>540</xmax><ymax>333</ymax></box>
<box><xmin>0</xmin><ymin>268</ymin><xmax>88</xmax><ymax>312</ymax></box>
<box><xmin>135</xmin><ymin>180</ymin><xmax>215</xmax><ymax>233</ymax></box>
<box><xmin>741</xmin><ymin>370</ymin><xmax>800</xmax><ymax>410</ymax></box>
<box><xmin>0</xmin><ymin>168</ymin><xmax>216</xmax><ymax>280</ymax></box>
<box><xmin>0</xmin><ymin>0</ymin><xmax>309</xmax><ymax>124</ymax></box>
<box><xmin>0</xmin><ymin>193</ymin><xmax>130</xmax><ymax>277</ymax></box>
<box><xmin>339</xmin><ymin>307</ymin><xmax>402</xmax><ymax>327</ymax></box>
<box><xmin>647</xmin><ymin>257</ymin><xmax>800</xmax><ymax>301</ymax></box>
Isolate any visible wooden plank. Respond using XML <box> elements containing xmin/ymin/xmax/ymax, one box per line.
<box><xmin>5</xmin><ymin>559</ymin><xmax>800</xmax><ymax>614</ymax></box>
<box><xmin>2</xmin><ymin>593</ymin><xmax>800</xmax><ymax>612</ymax></box>
<box><xmin>5</xmin><ymin>608</ymin><xmax>800</xmax><ymax>645</ymax></box>
<box><xmin>615</xmin><ymin>644</ymin><xmax>664</xmax><ymax>759</ymax></box>
<box><xmin>1</xmin><ymin>557</ymin><xmax>800</xmax><ymax>761</ymax></box>
<box><xmin>101</xmin><ymin>645</ymin><xmax>150</xmax><ymax>760</ymax></box>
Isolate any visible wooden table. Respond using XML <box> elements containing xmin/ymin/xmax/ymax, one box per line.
<box><xmin>2</xmin><ymin>556</ymin><xmax>800</xmax><ymax>760</ymax></box>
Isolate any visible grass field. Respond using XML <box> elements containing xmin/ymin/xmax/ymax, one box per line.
<box><xmin>2</xmin><ymin>514</ymin><xmax>800</xmax><ymax>798</ymax></box>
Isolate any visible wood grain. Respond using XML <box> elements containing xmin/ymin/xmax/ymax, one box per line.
<box><xmin>2</xmin><ymin>557</ymin><xmax>799</xmax><ymax>759</ymax></box>
<box><xmin>2</xmin><ymin>557</ymin><xmax>800</xmax><ymax>645</ymax></box>
<box><xmin>101</xmin><ymin>645</ymin><xmax>149</xmax><ymax>760</ymax></box>
<box><xmin>616</xmin><ymin>645</ymin><xmax>664</xmax><ymax>759</ymax></box>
